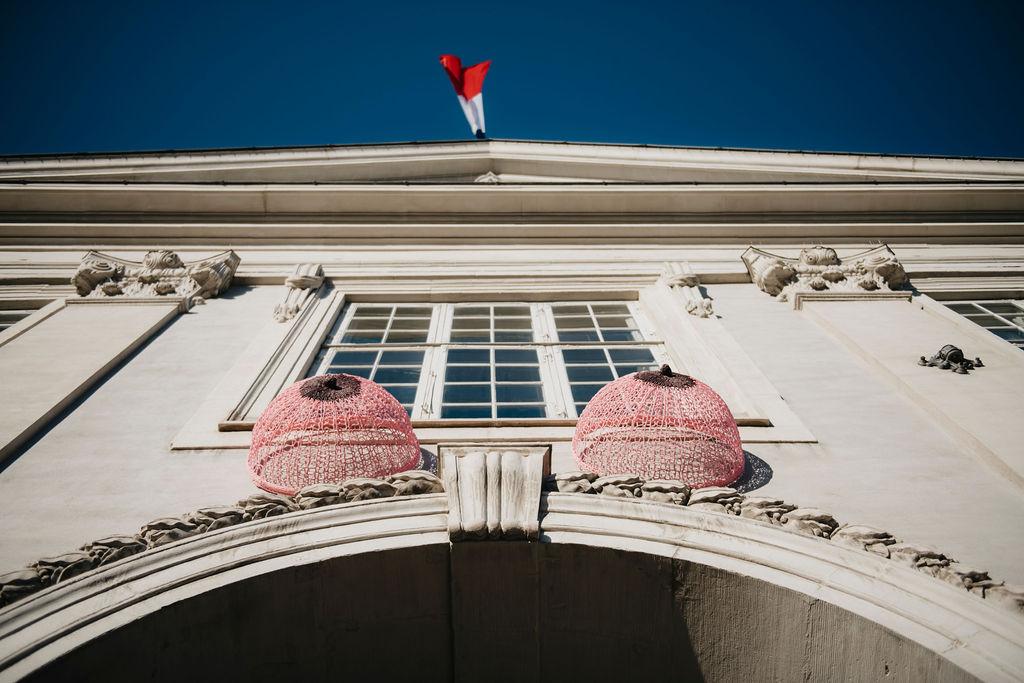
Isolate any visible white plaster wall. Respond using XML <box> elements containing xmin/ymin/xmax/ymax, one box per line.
<box><xmin>0</xmin><ymin>274</ymin><xmax>1022</xmax><ymax>587</ymax></box>
<box><xmin>710</xmin><ymin>283</ymin><xmax>1024</xmax><ymax>582</ymax></box>
<box><xmin>0</xmin><ymin>287</ymin><xmax>278</xmax><ymax>569</ymax></box>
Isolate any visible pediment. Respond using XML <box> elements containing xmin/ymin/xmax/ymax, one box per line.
<box><xmin>1</xmin><ymin>140</ymin><xmax>1022</xmax><ymax>184</ymax></box>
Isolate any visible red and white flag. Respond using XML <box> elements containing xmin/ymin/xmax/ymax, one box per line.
<box><xmin>439</xmin><ymin>55</ymin><xmax>491</xmax><ymax>139</ymax></box>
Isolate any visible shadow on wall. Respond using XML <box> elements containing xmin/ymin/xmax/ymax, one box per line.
<box><xmin>733</xmin><ymin>451</ymin><xmax>773</xmax><ymax>493</ymax></box>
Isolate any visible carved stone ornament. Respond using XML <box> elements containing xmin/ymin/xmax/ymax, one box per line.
<box><xmin>442</xmin><ymin>445</ymin><xmax>550</xmax><ymax>541</ymax></box>
<box><xmin>0</xmin><ymin>470</ymin><xmax>443</xmax><ymax>608</ymax></box>
<box><xmin>273</xmin><ymin>263</ymin><xmax>325</xmax><ymax>322</ymax></box>
<box><xmin>741</xmin><ymin>244</ymin><xmax>908</xmax><ymax>303</ymax></box>
<box><xmin>4</xmin><ymin>465</ymin><xmax>1023</xmax><ymax>620</ymax></box>
<box><xmin>918</xmin><ymin>344</ymin><xmax>984</xmax><ymax>375</ymax></box>
<box><xmin>661</xmin><ymin>261</ymin><xmax>713</xmax><ymax>317</ymax></box>
<box><xmin>72</xmin><ymin>249</ymin><xmax>240</xmax><ymax>307</ymax></box>
<box><xmin>541</xmin><ymin>470</ymin><xmax>1024</xmax><ymax>617</ymax></box>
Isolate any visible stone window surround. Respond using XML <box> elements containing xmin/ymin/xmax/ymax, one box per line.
<box><xmin>172</xmin><ymin>274</ymin><xmax>816</xmax><ymax>450</ymax></box>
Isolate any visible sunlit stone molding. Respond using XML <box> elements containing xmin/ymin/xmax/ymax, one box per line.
<box><xmin>442</xmin><ymin>445</ymin><xmax>550</xmax><ymax>541</ymax></box>
<box><xmin>741</xmin><ymin>244</ymin><xmax>909</xmax><ymax>306</ymax></box>
<box><xmin>273</xmin><ymin>263</ymin><xmax>325</xmax><ymax>322</ymax></box>
<box><xmin>661</xmin><ymin>261</ymin><xmax>714</xmax><ymax>317</ymax></box>
<box><xmin>71</xmin><ymin>249</ymin><xmax>240</xmax><ymax>307</ymax></box>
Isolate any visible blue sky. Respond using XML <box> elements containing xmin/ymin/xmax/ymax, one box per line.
<box><xmin>1</xmin><ymin>1</ymin><xmax>1022</xmax><ymax>157</ymax></box>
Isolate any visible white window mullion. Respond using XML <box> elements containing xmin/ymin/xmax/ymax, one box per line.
<box><xmin>543</xmin><ymin>346</ymin><xmax>575</xmax><ymax>418</ymax></box>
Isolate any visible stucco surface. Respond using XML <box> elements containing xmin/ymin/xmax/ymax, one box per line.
<box><xmin>711</xmin><ymin>283</ymin><xmax>1024</xmax><ymax>583</ymax></box>
<box><xmin>0</xmin><ymin>287</ymin><xmax>276</xmax><ymax>569</ymax></box>
<box><xmin>0</xmin><ymin>277</ymin><xmax>1021</xmax><ymax>587</ymax></box>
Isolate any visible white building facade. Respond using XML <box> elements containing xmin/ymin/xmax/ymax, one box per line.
<box><xmin>0</xmin><ymin>140</ymin><xmax>1022</xmax><ymax>681</ymax></box>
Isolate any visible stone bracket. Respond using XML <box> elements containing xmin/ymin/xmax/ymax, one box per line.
<box><xmin>273</xmin><ymin>263</ymin><xmax>325</xmax><ymax>322</ymax></box>
<box><xmin>441</xmin><ymin>444</ymin><xmax>550</xmax><ymax>541</ymax></box>
<box><xmin>661</xmin><ymin>261</ymin><xmax>713</xmax><ymax>317</ymax></box>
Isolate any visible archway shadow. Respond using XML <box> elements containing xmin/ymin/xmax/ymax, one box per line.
<box><xmin>732</xmin><ymin>450</ymin><xmax>773</xmax><ymax>493</ymax></box>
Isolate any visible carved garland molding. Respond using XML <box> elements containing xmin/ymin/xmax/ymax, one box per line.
<box><xmin>1</xmin><ymin>466</ymin><xmax>1021</xmax><ymax>619</ymax></box>
<box><xmin>71</xmin><ymin>249</ymin><xmax>241</xmax><ymax>308</ymax></box>
<box><xmin>741</xmin><ymin>244</ymin><xmax>909</xmax><ymax>308</ymax></box>
<box><xmin>661</xmin><ymin>261</ymin><xmax>713</xmax><ymax>318</ymax></box>
<box><xmin>273</xmin><ymin>263</ymin><xmax>325</xmax><ymax>322</ymax></box>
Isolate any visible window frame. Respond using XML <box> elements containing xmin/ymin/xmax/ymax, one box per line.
<box><xmin>308</xmin><ymin>300</ymin><xmax>671</xmax><ymax>423</ymax></box>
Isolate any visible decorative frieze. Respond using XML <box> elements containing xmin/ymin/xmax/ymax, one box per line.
<box><xmin>3</xmin><ymin>465</ymin><xmax>1022</xmax><ymax>619</ymax></box>
<box><xmin>273</xmin><ymin>263</ymin><xmax>325</xmax><ymax>322</ymax></box>
<box><xmin>442</xmin><ymin>445</ymin><xmax>550</xmax><ymax>541</ymax></box>
<box><xmin>741</xmin><ymin>244</ymin><xmax>908</xmax><ymax>305</ymax></box>
<box><xmin>72</xmin><ymin>249</ymin><xmax>240</xmax><ymax>307</ymax></box>
<box><xmin>661</xmin><ymin>261</ymin><xmax>713</xmax><ymax>317</ymax></box>
<box><xmin>0</xmin><ymin>470</ymin><xmax>442</xmax><ymax>608</ymax></box>
<box><xmin>543</xmin><ymin>470</ymin><xmax>1024</xmax><ymax>616</ymax></box>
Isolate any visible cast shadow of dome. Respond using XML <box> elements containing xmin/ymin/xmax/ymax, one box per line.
<box><xmin>732</xmin><ymin>450</ymin><xmax>773</xmax><ymax>493</ymax></box>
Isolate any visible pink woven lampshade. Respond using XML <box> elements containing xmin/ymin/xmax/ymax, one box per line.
<box><xmin>572</xmin><ymin>365</ymin><xmax>744</xmax><ymax>487</ymax></box>
<box><xmin>248</xmin><ymin>374</ymin><xmax>421</xmax><ymax>495</ymax></box>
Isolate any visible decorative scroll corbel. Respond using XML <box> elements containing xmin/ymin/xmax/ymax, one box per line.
<box><xmin>442</xmin><ymin>444</ymin><xmax>550</xmax><ymax>541</ymax></box>
<box><xmin>741</xmin><ymin>244</ymin><xmax>908</xmax><ymax>307</ymax></box>
<box><xmin>273</xmin><ymin>264</ymin><xmax>325</xmax><ymax>322</ymax></box>
<box><xmin>662</xmin><ymin>261</ymin><xmax>713</xmax><ymax>317</ymax></box>
<box><xmin>918</xmin><ymin>345</ymin><xmax>984</xmax><ymax>375</ymax></box>
<box><xmin>71</xmin><ymin>249</ymin><xmax>240</xmax><ymax>308</ymax></box>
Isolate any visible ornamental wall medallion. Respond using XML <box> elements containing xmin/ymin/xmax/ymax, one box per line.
<box><xmin>71</xmin><ymin>249</ymin><xmax>240</xmax><ymax>307</ymax></box>
<box><xmin>741</xmin><ymin>244</ymin><xmax>908</xmax><ymax>303</ymax></box>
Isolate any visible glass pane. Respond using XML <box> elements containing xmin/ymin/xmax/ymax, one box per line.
<box><xmin>331</xmin><ymin>366</ymin><xmax>372</xmax><ymax>379</ymax></box>
<box><xmin>574</xmin><ymin>403</ymin><xmax>589</xmax><ymax>415</ymax></box>
<box><xmin>494</xmin><ymin>306</ymin><xmax>530</xmax><ymax>316</ymax></box>
<box><xmin>496</xmin><ymin>366</ymin><xmax>541</xmax><ymax>382</ymax></box>
<box><xmin>330</xmin><ymin>350</ymin><xmax>377</xmax><ymax>365</ymax></box>
<box><xmin>454</xmin><ymin>306</ymin><xmax>489</xmax><ymax>316</ymax></box>
<box><xmin>353</xmin><ymin>306</ymin><xmax>392</xmax><ymax>316</ymax></box>
<box><xmin>570</xmin><ymin>384</ymin><xmax>605</xmax><ymax>403</ymax></box>
<box><xmin>991</xmin><ymin>328</ymin><xmax>1024</xmax><ymax>342</ymax></box>
<box><xmin>964</xmin><ymin>314</ymin><xmax>1004</xmax><ymax>327</ymax></box>
<box><xmin>566</xmin><ymin>365</ymin><xmax>613</xmax><ymax>382</ymax></box>
<box><xmin>615</xmin><ymin>364</ymin><xmax>658</xmax><ymax>376</ymax></box>
<box><xmin>602</xmin><ymin>329</ymin><xmax>644</xmax><ymax>342</ymax></box>
<box><xmin>497</xmin><ymin>405</ymin><xmax>546</xmax><ymax>418</ymax></box>
<box><xmin>554</xmin><ymin>316</ymin><xmax>594</xmax><ymax>328</ymax></box>
<box><xmin>494</xmin><ymin>317</ymin><xmax>532</xmax><ymax>329</ymax></box>
<box><xmin>591</xmin><ymin>304</ymin><xmax>631</xmax><ymax>315</ymax></box>
<box><xmin>448</xmin><ymin>349</ymin><xmax>490</xmax><ymax>364</ymax></box>
<box><xmin>383</xmin><ymin>386</ymin><xmax>417</xmax><ymax>403</ymax></box>
<box><xmin>562</xmin><ymin>349</ymin><xmax>607</xmax><ymax>364</ymax></box>
<box><xmin>379</xmin><ymin>350</ymin><xmax>424</xmax><ymax>365</ymax></box>
<box><xmin>596</xmin><ymin>316</ymin><xmax>634</xmax><ymax>328</ymax></box>
<box><xmin>443</xmin><ymin>384</ymin><xmax>491</xmax><ymax>403</ymax></box>
<box><xmin>341</xmin><ymin>331</ymin><xmax>385</xmax><ymax>344</ymax></box>
<box><xmin>347</xmin><ymin>318</ymin><xmax>388</xmax><ymax>330</ymax></box>
<box><xmin>390</xmin><ymin>318</ymin><xmax>430</xmax><ymax>330</ymax></box>
<box><xmin>374</xmin><ymin>367</ymin><xmax>421</xmax><ymax>384</ymax></box>
<box><xmin>982</xmin><ymin>302</ymin><xmax>1023</xmax><ymax>315</ymax></box>
<box><xmin>494</xmin><ymin>331</ymin><xmax>534</xmax><ymax>343</ymax></box>
<box><xmin>446</xmin><ymin>366</ymin><xmax>491</xmax><ymax>382</ymax></box>
<box><xmin>495</xmin><ymin>349</ymin><xmax>538</xmax><ymax>364</ymax></box>
<box><xmin>496</xmin><ymin>384</ymin><xmax>544</xmax><ymax>403</ymax></box>
<box><xmin>558</xmin><ymin>330</ymin><xmax>601</xmax><ymax>342</ymax></box>
<box><xmin>394</xmin><ymin>306</ymin><xmax>432</xmax><ymax>317</ymax></box>
<box><xmin>441</xmin><ymin>405</ymin><xmax>491</xmax><ymax>419</ymax></box>
<box><xmin>609</xmin><ymin>348</ymin><xmax>655</xmax><ymax>363</ymax></box>
<box><xmin>452</xmin><ymin>317</ymin><xmax>490</xmax><ymax>329</ymax></box>
<box><xmin>552</xmin><ymin>305</ymin><xmax>589</xmax><ymax>315</ymax></box>
<box><xmin>451</xmin><ymin>331</ymin><xmax>491</xmax><ymax>343</ymax></box>
<box><xmin>385</xmin><ymin>331</ymin><xmax>428</xmax><ymax>344</ymax></box>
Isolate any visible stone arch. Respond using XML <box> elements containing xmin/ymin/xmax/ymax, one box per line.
<box><xmin>0</xmin><ymin>491</ymin><xmax>1021</xmax><ymax>682</ymax></box>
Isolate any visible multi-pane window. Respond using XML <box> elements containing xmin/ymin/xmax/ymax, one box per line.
<box><xmin>944</xmin><ymin>300</ymin><xmax>1024</xmax><ymax>350</ymax></box>
<box><xmin>309</xmin><ymin>302</ymin><xmax>670</xmax><ymax>420</ymax></box>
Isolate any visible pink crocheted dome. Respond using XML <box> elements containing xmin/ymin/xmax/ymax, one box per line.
<box><xmin>572</xmin><ymin>365</ymin><xmax>744</xmax><ymax>487</ymax></box>
<box><xmin>248</xmin><ymin>374</ymin><xmax>421</xmax><ymax>495</ymax></box>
